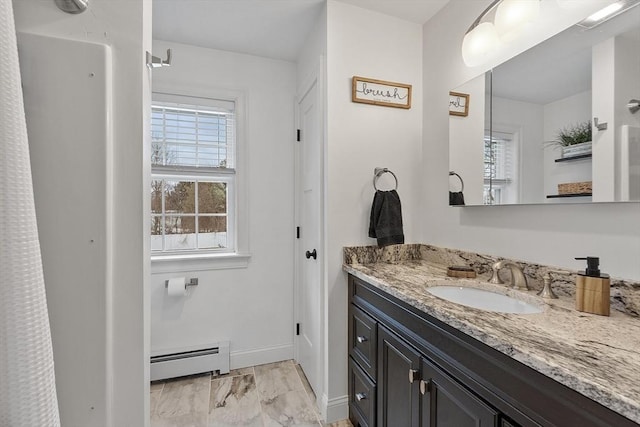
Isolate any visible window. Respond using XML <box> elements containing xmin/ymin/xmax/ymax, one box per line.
<box><xmin>151</xmin><ymin>95</ymin><xmax>236</xmax><ymax>254</ymax></box>
<box><xmin>484</xmin><ymin>130</ymin><xmax>517</xmax><ymax>204</ymax></box>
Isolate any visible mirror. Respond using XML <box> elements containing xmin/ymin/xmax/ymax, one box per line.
<box><xmin>449</xmin><ymin>4</ymin><xmax>640</xmax><ymax>206</ymax></box>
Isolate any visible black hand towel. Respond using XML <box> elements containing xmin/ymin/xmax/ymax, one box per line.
<box><xmin>369</xmin><ymin>190</ymin><xmax>404</xmax><ymax>247</ymax></box>
<box><xmin>449</xmin><ymin>191</ymin><xmax>465</xmax><ymax>206</ymax></box>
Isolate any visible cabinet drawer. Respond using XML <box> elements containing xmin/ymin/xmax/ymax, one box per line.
<box><xmin>349</xmin><ymin>304</ymin><xmax>377</xmax><ymax>379</ymax></box>
<box><xmin>349</xmin><ymin>357</ymin><xmax>376</xmax><ymax>427</ymax></box>
<box><xmin>349</xmin><ymin>409</ymin><xmax>368</xmax><ymax>427</ymax></box>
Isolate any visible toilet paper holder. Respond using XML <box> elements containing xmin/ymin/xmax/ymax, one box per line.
<box><xmin>165</xmin><ymin>278</ymin><xmax>199</xmax><ymax>288</ymax></box>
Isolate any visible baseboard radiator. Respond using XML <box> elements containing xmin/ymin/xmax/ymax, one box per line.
<box><xmin>150</xmin><ymin>341</ymin><xmax>230</xmax><ymax>381</ymax></box>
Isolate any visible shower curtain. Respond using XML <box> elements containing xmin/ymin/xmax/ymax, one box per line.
<box><xmin>0</xmin><ymin>0</ymin><xmax>61</xmax><ymax>425</ymax></box>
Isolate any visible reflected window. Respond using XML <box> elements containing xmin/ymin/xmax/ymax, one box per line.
<box><xmin>484</xmin><ymin>130</ymin><xmax>517</xmax><ymax>204</ymax></box>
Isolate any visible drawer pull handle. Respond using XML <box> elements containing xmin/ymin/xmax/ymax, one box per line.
<box><xmin>355</xmin><ymin>392</ymin><xmax>367</xmax><ymax>401</ymax></box>
<box><xmin>356</xmin><ymin>336</ymin><xmax>368</xmax><ymax>343</ymax></box>
<box><xmin>409</xmin><ymin>369</ymin><xmax>419</xmax><ymax>384</ymax></box>
<box><xmin>420</xmin><ymin>379</ymin><xmax>431</xmax><ymax>395</ymax></box>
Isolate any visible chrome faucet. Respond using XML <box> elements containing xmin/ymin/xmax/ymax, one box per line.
<box><xmin>489</xmin><ymin>260</ymin><xmax>529</xmax><ymax>291</ymax></box>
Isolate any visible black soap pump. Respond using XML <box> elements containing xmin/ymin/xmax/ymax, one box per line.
<box><xmin>574</xmin><ymin>257</ymin><xmax>610</xmax><ymax>316</ymax></box>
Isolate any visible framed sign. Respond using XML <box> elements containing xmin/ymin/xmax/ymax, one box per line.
<box><xmin>449</xmin><ymin>91</ymin><xmax>469</xmax><ymax>116</ymax></box>
<box><xmin>352</xmin><ymin>76</ymin><xmax>412</xmax><ymax>109</ymax></box>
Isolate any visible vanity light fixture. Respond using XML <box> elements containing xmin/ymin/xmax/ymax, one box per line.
<box><xmin>462</xmin><ymin>0</ymin><xmax>540</xmax><ymax>67</ymax></box>
<box><xmin>495</xmin><ymin>0</ymin><xmax>541</xmax><ymax>41</ymax></box>
<box><xmin>576</xmin><ymin>0</ymin><xmax>640</xmax><ymax>29</ymax></box>
<box><xmin>461</xmin><ymin>20</ymin><xmax>501</xmax><ymax>67</ymax></box>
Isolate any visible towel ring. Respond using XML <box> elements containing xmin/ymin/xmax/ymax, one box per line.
<box><xmin>449</xmin><ymin>171</ymin><xmax>464</xmax><ymax>192</ymax></box>
<box><xmin>373</xmin><ymin>167</ymin><xmax>398</xmax><ymax>191</ymax></box>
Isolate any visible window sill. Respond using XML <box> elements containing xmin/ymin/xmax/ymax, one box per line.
<box><xmin>151</xmin><ymin>252</ymin><xmax>251</xmax><ymax>273</ymax></box>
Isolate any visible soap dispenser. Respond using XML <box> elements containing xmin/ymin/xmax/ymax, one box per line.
<box><xmin>575</xmin><ymin>257</ymin><xmax>610</xmax><ymax>316</ymax></box>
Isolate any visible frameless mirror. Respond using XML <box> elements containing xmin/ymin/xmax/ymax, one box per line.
<box><xmin>449</xmin><ymin>4</ymin><xmax>640</xmax><ymax>206</ymax></box>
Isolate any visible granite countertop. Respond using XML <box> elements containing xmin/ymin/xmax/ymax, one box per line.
<box><xmin>344</xmin><ymin>259</ymin><xmax>640</xmax><ymax>424</ymax></box>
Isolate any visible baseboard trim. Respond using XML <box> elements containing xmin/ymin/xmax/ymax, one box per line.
<box><xmin>230</xmin><ymin>343</ymin><xmax>294</xmax><ymax>369</ymax></box>
<box><xmin>320</xmin><ymin>393</ymin><xmax>349</xmax><ymax>424</ymax></box>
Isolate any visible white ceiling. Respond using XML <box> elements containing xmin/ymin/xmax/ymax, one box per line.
<box><xmin>153</xmin><ymin>0</ymin><xmax>450</xmax><ymax>62</ymax></box>
<box><xmin>336</xmin><ymin>0</ymin><xmax>450</xmax><ymax>24</ymax></box>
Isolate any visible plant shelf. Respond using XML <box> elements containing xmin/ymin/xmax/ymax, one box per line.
<box><xmin>555</xmin><ymin>153</ymin><xmax>592</xmax><ymax>163</ymax></box>
<box><xmin>546</xmin><ymin>193</ymin><xmax>592</xmax><ymax>198</ymax></box>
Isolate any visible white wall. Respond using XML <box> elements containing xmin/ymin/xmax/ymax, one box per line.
<box><xmin>326</xmin><ymin>0</ymin><xmax>424</xmax><ymax>420</ymax></box>
<box><xmin>151</xmin><ymin>40</ymin><xmax>297</xmax><ymax>368</ymax></box>
<box><xmin>423</xmin><ymin>0</ymin><xmax>640</xmax><ymax>282</ymax></box>
<box><xmin>13</xmin><ymin>0</ymin><xmax>151</xmax><ymax>425</ymax></box>
<box><xmin>297</xmin><ymin>4</ymin><xmax>327</xmax><ymax>93</ymax></box>
<box><xmin>543</xmin><ymin>91</ymin><xmax>592</xmax><ymax>201</ymax></box>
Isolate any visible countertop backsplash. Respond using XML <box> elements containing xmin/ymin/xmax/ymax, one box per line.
<box><xmin>343</xmin><ymin>244</ymin><xmax>640</xmax><ymax>317</ymax></box>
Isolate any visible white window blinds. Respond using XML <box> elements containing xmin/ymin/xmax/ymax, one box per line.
<box><xmin>484</xmin><ymin>132</ymin><xmax>513</xmax><ymax>182</ymax></box>
<box><xmin>151</xmin><ymin>100</ymin><xmax>235</xmax><ymax>170</ymax></box>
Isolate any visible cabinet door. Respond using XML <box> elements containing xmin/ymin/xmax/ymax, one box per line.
<box><xmin>377</xmin><ymin>326</ymin><xmax>421</xmax><ymax>427</ymax></box>
<box><xmin>420</xmin><ymin>357</ymin><xmax>499</xmax><ymax>427</ymax></box>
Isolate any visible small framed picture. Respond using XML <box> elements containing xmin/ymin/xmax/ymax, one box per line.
<box><xmin>352</xmin><ymin>76</ymin><xmax>412</xmax><ymax>109</ymax></box>
<box><xmin>449</xmin><ymin>91</ymin><xmax>469</xmax><ymax>117</ymax></box>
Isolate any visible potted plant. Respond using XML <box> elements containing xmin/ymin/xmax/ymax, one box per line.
<box><xmin>547</xmin><ymin>121</ymin><xmax>592</xmax><ymax>158</ymax></box>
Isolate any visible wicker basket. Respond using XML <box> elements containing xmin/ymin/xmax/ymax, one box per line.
<box><xmin>558</xmin><ymin>181</ymin><xmax>592</xmax><ymax>195</ymax></box>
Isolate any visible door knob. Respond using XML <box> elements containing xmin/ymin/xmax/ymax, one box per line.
<box><xmin>305</xmin><ymin>249</ymin><xmax>317</xmax><ymax>260</ymax></box>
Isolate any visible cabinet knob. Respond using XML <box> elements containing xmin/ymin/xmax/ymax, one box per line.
<box><xmin>420</xmin><ymin>379</ymin><xmax>431</xmax><ymax>395</ymax></box>
<box><xmin>409</xmin><ymin>369</ymin><xmax>419</xmax><ymax>384</ymax></box>
<box><xmin>356</xmin><ymin>335</ymin><xmax>368</xmax><ymax>343</ymax></box>
<box><xmin>355</xmin><ymin>392</ymin><xmax>367</xmax><ymax>401</ymax></box>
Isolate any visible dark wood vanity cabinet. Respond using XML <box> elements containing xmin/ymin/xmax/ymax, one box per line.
<box><xmin>348</xmin><ymin>274</ymin><xmax>640</xmax><ymax>427</ymax></box>
<box><xmin>421</xmin><ymin>356</ymin><xmax>499</xmax><ymax>427</ymax></box>
<box><xmin>377</xmin><ymin>326</ymin><xmax>421</xmax><ymax>427</ymax></box>
<box><xmin>349</xmin><ymin>283</ymin><xmax>500</xmax><ymax>427</ymax></box>
<box><xmin>376</xmin><ymin>324</ymin><xmax>498</xmax><ymax>427</ymax></box>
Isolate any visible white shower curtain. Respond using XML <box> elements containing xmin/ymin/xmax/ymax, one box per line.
<box><xmin>0</xmin><ymin>0</ymin><xmax>61</xmax><ymax>425</ymax></box>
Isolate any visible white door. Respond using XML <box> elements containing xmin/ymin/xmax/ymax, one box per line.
<box><xmin>296</xmin><ymin>73</ymin><xmax>323</xmax><ymax>402</ymax></box>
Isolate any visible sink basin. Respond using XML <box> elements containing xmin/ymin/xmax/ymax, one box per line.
<box><xmin>426</xmin><ymin>286</ymin><xmax>543</xmax><ymax>314</ymax></box>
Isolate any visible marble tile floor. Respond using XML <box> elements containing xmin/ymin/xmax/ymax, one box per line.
<box><xmin>150</xmin><ymin>359</ymin><xmax>353</xmax><ymax>427</ymax></box>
